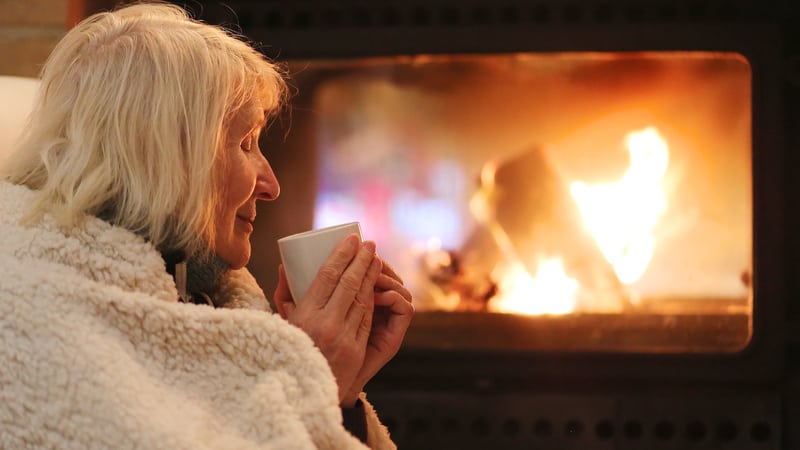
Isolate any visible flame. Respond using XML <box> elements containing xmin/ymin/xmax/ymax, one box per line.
<box><xmin>489</xmin><ymin>258</ymin><xmax>577</xmax><ymax>315</ymax></box>
<box><xmin>469</xmin><ymin>127</ymin><xmax>669</xmax><ymax>315</ymax></box>
<box><xmin>570</xmin><ymin>127</ymin><xmax>669</xmax><ymax>284</ymax></box>
<box><xmin>472</xmin><ymin>159</ymin><xmax>580</xmax><ymax>315</ymax></box>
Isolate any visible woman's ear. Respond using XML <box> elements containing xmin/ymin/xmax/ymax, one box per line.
<box><xmin>273</xmin><ymin>264</ymin><xmax>295</xmax><ymax>319</ymax></box>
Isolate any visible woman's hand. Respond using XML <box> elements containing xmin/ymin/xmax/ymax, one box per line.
<box><xmin>341</xmin><ymin>260</ymin><xmax>414</xmax><ymax>403</ymax></box>
<box><xmin>273</xmin><ymin>234</ymin><xmax>382</xmax><ymax>406</ymax></box>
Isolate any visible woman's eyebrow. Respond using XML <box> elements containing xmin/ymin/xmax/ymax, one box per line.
<box><xmin>249</xmin><ymin>110</ymin><xmax>268</xmax><ymax>132</ymax></box>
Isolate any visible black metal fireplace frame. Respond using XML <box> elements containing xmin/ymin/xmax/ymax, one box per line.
<box><xmin>177</xmin><ymin>1</ymin><xmax>798</xmax><ymax>447</ymax></box>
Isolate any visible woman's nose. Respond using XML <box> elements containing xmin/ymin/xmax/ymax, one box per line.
<box><xmin>254</xmin><ymin>153</ymin><xmax>280</xmax><ymax>201</ymax></box>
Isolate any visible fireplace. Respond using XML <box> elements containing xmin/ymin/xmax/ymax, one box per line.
<box><xmin>269</xmin><ymin>51</ymin><xmax>754</xmax><ymax>356</ymax></box>
<box><xmin>176</xmin><ymin>1</ymin><xmax>797</xmax><ymax>448</ymax></box>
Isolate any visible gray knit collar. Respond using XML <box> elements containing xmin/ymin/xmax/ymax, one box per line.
<box><xmin>185</xmin><ymin>252</ymin><xmax>230</xmax><ymax>298</ymax></box>
<box><xmin>165</xmin><ymin>250</ymin><xmax>230</xmax><ymax>305</ymax></box>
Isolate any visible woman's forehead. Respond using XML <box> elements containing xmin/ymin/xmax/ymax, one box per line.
<box><xmin>230</xmin><ymin>100</ymin><xmax>266</xmax><ymax>131</ymax></box>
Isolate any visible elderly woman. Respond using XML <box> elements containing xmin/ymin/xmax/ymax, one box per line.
<box><xmin>0</xmin><ymin>3</ymin><xmax>412</xmax><ymax>449</ymax></box>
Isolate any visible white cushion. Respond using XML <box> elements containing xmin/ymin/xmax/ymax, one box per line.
<box><xmin>0</xmin><ymin>76</ymin><xmax>40</xmax><ymax>167</ymax></box>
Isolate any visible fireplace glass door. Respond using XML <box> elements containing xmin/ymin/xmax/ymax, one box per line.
<box><xmin>279</xmin><ymin>52</ymin><xmax>752</xmax><ymax>354</ymax></box>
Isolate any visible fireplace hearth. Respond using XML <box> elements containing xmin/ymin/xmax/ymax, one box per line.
<box><xmin>166</xmin><ymin>1</ymin><xmax>799</xmax><ymax>448</ymax></box>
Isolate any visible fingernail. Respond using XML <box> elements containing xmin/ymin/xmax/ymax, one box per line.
<box><xmin>363</xmin><ymin>241</ymin><xmax>376</xmax><ymax>253</ymax></box>
<box><xmin>346</xmin><ymin>234</ymin><xmax>359</xmax><ymax>248</ymax></box>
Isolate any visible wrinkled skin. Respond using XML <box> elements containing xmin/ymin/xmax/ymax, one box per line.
<box><xmin>274</xmin><ymin>237</ymin><xmax>414</xmax><ymax>406</ymax></box>
<box><xmin>217</xmin><ymin>98</ymin><xmax>414</xmax><ymax>406</ymax></box>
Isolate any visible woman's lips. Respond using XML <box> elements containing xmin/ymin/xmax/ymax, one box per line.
<box><xmin>236</xmin><ymin>215</ymin><xmax>255</xmax><ymax>232</ymax></box>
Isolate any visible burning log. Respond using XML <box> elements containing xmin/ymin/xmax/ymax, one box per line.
<box><xmin>460</xmin><ymin>145</ymin><xmax>631</xmax><ymax>313</ymax></box>
<box><xmin>420</xmin><ymin>247</ymin><xmax>498</xmax><ymax>312</ymax></box>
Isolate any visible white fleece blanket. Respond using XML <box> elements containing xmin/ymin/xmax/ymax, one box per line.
<box><xmin>0</xmin><ymin>182</ymin><xmax>394</xmax><ymax>449</ymax></box>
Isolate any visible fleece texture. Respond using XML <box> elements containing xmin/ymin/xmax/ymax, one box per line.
<box><xmin>0</xmin><ymin>182</ymin><xmax>395</xmax><ymax>450</ymax></box>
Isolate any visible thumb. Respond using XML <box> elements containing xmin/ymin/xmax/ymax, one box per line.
<box><xmin>273</xmin><ymin>265</ymin><xmax>296</xmax><ymax>319</ymax></box>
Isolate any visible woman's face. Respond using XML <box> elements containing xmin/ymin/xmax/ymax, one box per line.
<box><xmin>213</xmin><ymin>98</ymin><xmax>280</xmax><ymax>269</ymax></box>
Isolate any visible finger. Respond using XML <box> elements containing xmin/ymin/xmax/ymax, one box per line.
<box><xmin>273</xmin><ymin>265</ymin><xmax>295</xmax><ymax>319</ymax></box>
<box><xmin>346</xmin><ymin>257</ymin><xmax>382</xmax><ymax>343</ymax></box>
<box><xmin>352</xmin><ymin>292</ymin><xmax>414</xmax><ymax>387</ymax></box>
<box><xmin>376</xmin><ymin>259</ymin><xmax>412</xmax><ymax>301</ymax></box>
<box><xmin>374</xmin><ymin>289</ymin><xmax>410</xmax><ymax>308</ymax></box>
<box><xmin>327</xmin><ymin>240</ymin><xmax>377</xmax><ymax>315</ymax></box>
<box><xmin>380</xmin><ymin>259</ymin><xmax>403</xmax><ymax>283</ymax></box>
<box><xmin>303</xmin><ymin>233</ymin><xmax>361</xmax><ymax>306</ymax></box>
<box><xmin>370</xmin><ymin>291</ymin><xmax>415</xmax><ymax>350</ymax></box>
<box><xmin>374</xmin><ymin>290</ymin><xmax>415</xmax><ymax>340</ymax></box>
<box><xmin>375</xmin><ymin>272</ymin><xmax>413</xmax><ymax>304</ymax></box>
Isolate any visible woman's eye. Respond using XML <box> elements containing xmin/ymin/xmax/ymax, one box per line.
<box><xmin>241</xmin><ymin>135</ymin><xmax>253</xmax><ymax>152</ymax></box>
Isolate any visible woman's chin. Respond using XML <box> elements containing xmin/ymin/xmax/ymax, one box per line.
<box><xmin>216</xmin><ymin>243</ymin><xmax>251</xmax><ymax>270</ymax></box>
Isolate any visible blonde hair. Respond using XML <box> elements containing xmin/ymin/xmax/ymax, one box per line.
<box><xmin>1</xmin><ymin>2</ymin><xmax>287</xmax><ymax>256</ymax></box>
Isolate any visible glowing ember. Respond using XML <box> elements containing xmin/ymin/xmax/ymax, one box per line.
<box><xmin>570</xmin><ymin>127</ymin><xmax>670</xmax><ymax>284</ymax></box>
<box><xmin>489</xmin><ymin>259</ymin><xmax>578</xmax><ymax>315</ymax></box>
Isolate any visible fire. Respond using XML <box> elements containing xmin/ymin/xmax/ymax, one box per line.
<box><xmin>570</xmin><ymin>127</ymin><xmax>669</xmax><ymax>284</ymax></box>
<box><xmin>489</xmin><ymin>258</ymin><xmax>577</xmax><ymax>315</ymax></box>
<box><xmin>478</xmin><ymin>126</ymin><xmax>669</xmax><ymax>315</ymax></box>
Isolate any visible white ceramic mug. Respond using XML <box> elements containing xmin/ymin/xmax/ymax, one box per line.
<box><xmin>277</xmin><ymin>222</ymin><xmax>362</xmax><ymax>301</ymax></box>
